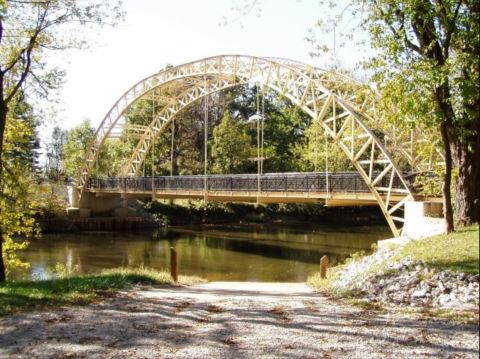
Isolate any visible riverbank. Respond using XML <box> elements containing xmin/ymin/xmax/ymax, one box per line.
<box><xmin>1</xmin><ymin>281</ymin><xmax>478</xmax><ymax>358</ymax></box>
<box><xmin>309</xmin><ymin>225</ymin><xmax>479</xmax><ymax>318</ymax></box>
<box><xmin>37</xmin><ymin>200</ymin><xmax>388</xmax><ymax>233</ymax></box>
<box><xmin>0</xmin><ymin>268</ymin><xmax>205</xmax><ymax>316</ymax></box>
<box><xmin>143</xmin><ymin>200</ymin><xmax>388</xmax><ymax>227</ymax></box>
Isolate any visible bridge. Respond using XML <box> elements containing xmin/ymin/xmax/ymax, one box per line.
<box><xmin>67</xmin><ymin>55</ymin><xmax>444</xmax><ymax>237</ymax></box>
<box><xmin>87</xmin><ymin>172</ymin><xmax>415</xmax><ymax>206</ymax></box>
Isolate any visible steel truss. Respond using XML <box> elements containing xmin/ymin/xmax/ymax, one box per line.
<box><xmin>75</xmin><ymin>55</ymin><xmax>440</xmax><ymax>236</ymax></box>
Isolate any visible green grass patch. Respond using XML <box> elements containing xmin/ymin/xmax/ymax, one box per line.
<box><xmin>398</xmin><ymin>307</ymin><xmax>479</xmax><ymax>324</ymax></box>
<box><xmin>307</xmin><ymin>272</ymin><xmax>334</xmax><ymax>292</ymax></box>
<box><xmin>0</xmin><ymin>267</ymin><xmax>205</xmax><ymax>316</ymax></box>
<box><xmin>348</xmin><ymin>299</ymin><xmax>386</xmax><ymax>312</ymax></box>
<box><xmin>398</xmin><ymin>224</ymin><xmax>479</xmax><ymax>274</ymax></box>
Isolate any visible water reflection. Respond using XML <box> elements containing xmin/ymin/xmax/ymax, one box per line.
<box><xmin>13</xmin><ymin>225</ymin><xmax>390</xmax><ymax>282</ymax></box>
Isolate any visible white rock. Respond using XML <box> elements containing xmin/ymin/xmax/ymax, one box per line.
<box><xmin>411</xmin><ymin>288</ymin><xmax>428</xmax><ymax>298</ymax></box>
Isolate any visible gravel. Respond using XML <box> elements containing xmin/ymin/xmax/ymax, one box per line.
<box><xmin>330</xmin><ymin>246</ymin><xmax>480</xmax><ymax>310</ymax></box>
<box><xmin>0</xmin><ymin>282</ymin><xmax>478</xmax><ymax>358</ymax></box>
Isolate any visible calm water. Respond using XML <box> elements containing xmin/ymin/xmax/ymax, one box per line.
<box><xmin>13</xmin><ymin>224</ymin><xmax>390</xmax><ymax>282</ymax></box>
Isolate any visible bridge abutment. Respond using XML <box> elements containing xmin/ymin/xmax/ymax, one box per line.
<box><xmin>66</xmin><ymin>187</ymin><xmax>133</xmax><ymax>218</ymax></box>
<box><xmin>403</xmin><ymin>201</ymin><xmax>446</xmax><ymax>238</ymax></box>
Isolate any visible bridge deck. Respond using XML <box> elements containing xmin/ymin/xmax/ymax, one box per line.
<box><xmin>87</xmin><ymin>172</ymin><xmax>441</xmax><ymax>206</ymax></box>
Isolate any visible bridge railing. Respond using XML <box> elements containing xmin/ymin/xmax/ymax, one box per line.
<box><xmin>87</xmin><ymin>172</ymin><xmax>409</xmax><ymax>194</ymax></box>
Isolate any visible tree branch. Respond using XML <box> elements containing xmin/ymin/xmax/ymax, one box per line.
<box><xmin>4</xmin><ymin>5</ymin><xmax>49</xmax><ymax>104</ymax></box>
<box><xmin>439</xmin><ymin>0</ymin><xmax>463</xmax><ymax>58</ymax></box>
<box><xmin>0</xmin><ymin>18</ymin><xmax>3</xmax><ymax>45</ymax></box>
<box><xmin>374</xmin><ymin>2</ymin><xmax>422</xmax><ymax>55</ymax></box>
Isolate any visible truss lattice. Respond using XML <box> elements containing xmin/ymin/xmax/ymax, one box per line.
<box><xmin>75</xmin><ymin>55</ymin><xmax>442</xmax><ymax>236</ymax></box>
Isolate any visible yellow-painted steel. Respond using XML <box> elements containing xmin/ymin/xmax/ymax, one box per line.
<box><xmin>75</xmin><ymin>55</ymin><xmax>442</xmax><ymax>236</ymax></box>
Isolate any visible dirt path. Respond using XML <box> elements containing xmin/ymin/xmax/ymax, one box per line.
<box><xmin>1</xmin><ymin>282</ymin><xmax>478</xmax><ymax>358</ymax></box>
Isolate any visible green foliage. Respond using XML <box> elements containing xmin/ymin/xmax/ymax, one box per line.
<box><xmin>227</xmin><ymin>86</ymin><xmax>311</xmax><ymax>173</ymax></box>
<box><xmin>50</xmin><ymin>262</ymin><xmax>80</xmax><ymax>279</ymax></box>
<box><xmin>293</xmin><ymin>119</ymin><xmax>353</xmax><ymax>172</ymax></box>
<box><xmin>0</xmin><ymin>267</ymin><xmax>205</xmax><ymax>316</ymax></box>
<box><xmin>305</xmin><ymin>0</ymin><xmax>480</xmax><ymax>225</ymax></box>
<box><xmin>1</xmin><ymin>114</ymin><xmax>41</xmax><ymax>277</ymax></box>
<box><xmin>144</xmin><ymin>201</ymin><xmax>192</xmax><ymax>226</ymax></box>
<box><xmin>0</xmin><ymin>0</ymin><xmax>125</xmax><ymax>281</ymax></box>
<box><xmin>361</xmin><ymin>1</ymin><xmax>479</xmax><ymax>130</ymax></box>
<box><xmin>34</xmin><ymin>182</ymin><xmax>68</xmax><ymax>216</ymax></box>
<box><xmin>45</xmin><ymin>126</ymin><xmax>67</xmax><ymax>180</ymax></box>
<box><xmin>97</xmin><ymin>138</ymin><xmax>133</xmax><ymax>176</ymax></box>
<box><xmin>361</xmin><ymin>1</ymin><xmax>480</xmax><ymax>225</ymax></box>
<box><xmin>0</xmin><ymin>1</ymin><xmax>124</xmax><ymax>103</ymax></box>
<box><xmin>211</xmin><ymin>111</ymin><xmax>253</xmax><ymax>174</ymax></box>
<box><xmin>262</xmin><ymin>102</ymin><xmax>309</xmax><ymax>172</ymax></box>
<box><xmin>104</xmin><ymin>81</ymin><xmax>363</xmax><ymax>179</ymax></box>
<box><xmin>144</xmin><ymin>199</ymin><xmax>333</xmax><ymax>226</ymax></box>
<box><xmin>61</xmin><ymin>120</ymin><xmax>94</xmax><ymax>178</ymax></box>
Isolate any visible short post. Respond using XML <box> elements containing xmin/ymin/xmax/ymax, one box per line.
<box><xmin>170</xmin><ymin>247</ymin><xmax>178</xmax><ymax>282</ymax></box>
<box><xmin>320</xmin><ymin>255</ymin><xmax>329</xmax><ymax>279</ymax></box>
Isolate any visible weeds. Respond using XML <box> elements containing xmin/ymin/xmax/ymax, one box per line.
<box><xmin>0</xmin><ymin>267</ymin><xmax>205</xmax><ymax>316</ymax></box>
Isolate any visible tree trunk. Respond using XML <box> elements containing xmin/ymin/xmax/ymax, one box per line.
<box><xmin>454</xmin><ymin>140</ymin><xmax>480</xmax><ymax>225</ymax></box>
<box><xmin>0</xmin><ymin>101</ymin><xmax>7</xmax><ymax>282</ymax></box>
<box><xmin>440</xmin><ymin>122</ymin><xmax>454</xmax><ymax>232</ymax></box>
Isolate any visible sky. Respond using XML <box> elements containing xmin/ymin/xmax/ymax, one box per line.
<box><xmin>43</xmin><ymin>0</ymin><xmax>366</xmax><ymax>139</ymax></box>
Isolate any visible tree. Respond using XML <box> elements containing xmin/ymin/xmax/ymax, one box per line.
<box><xmin>0</xmin><ymin>0</ymin><xmax>123</xmax><ymax>281</ymax></box>
<box><xmin>45</xmin><ymin>126</ymin><xmax>67</xmax><ymax>180</ymax></box>
<box><xmin>1</xmin><ymin>108</ymin><xmax>40</xmax><ymax>277</ymax></box>
<box><xmin>359</xmin><ymin>1</ymin><xmax>479</xmax><ymax>230</ymax></box>
<box><xmin>62</xmin><ymin>121</ymin><xmax>95</xmax><ymax>178</ymax></box>
<box><xmin>211</xmin><ymin>111</ymin><xmax>253</xmax><ymax>174</ymax></box>
<box><xmin>294</xmin><ymin>119</ymin><xmax>353</xmax><ymax>173</ymax></box>
<box><xmin>232</xmin><ymin>0</ymin><xmax>480</xmax><ymax>230</ymax></box>
<box><xmin>227</xmin><ymin>85</ymin><xmax>311</xmax><ymax>173</ymax></box>
<box><xmin>262</xmin><ymin>98</ymin><xmax>310</xmax><ymax>173</ymax></box>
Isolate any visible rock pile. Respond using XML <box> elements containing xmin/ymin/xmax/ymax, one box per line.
<box><xmin>331</xmin><ymin>248</ymin><xmax>479</xmax><ymax>309</ymax></box>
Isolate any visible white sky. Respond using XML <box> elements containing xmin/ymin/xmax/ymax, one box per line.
<box><xmin>43</xmin><ymin>0</ymin><xmax>366</xmax><ymax>138</ymax></box>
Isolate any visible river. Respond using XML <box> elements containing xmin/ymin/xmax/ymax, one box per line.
<box><xmin>13</xmin><ymin>224</ymin><xmax>390</xmax><ymax>282</ymax></box>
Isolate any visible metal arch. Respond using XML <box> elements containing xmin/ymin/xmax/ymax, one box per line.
<box><xmin>120</xmin><ymin>56</ymin><xmax>413</xmax><ymax>236</ymax></box>
<box><xmin>264</xmin><ymin>58</ymin><xmax>444</xmax><ymax>172</ymax></box>
<box><xmin>124</xmin><ymin>74</ymin><xmax>241</xmax><ymax>176</ymax></box>
<box><xmin>77</xmin><ymin>55</ymin><xmax>417</xmax><ymax>236</ymax></box>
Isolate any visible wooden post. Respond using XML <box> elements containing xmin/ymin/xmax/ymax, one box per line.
<box><xmin>320</xmin><ymin>255</ymin><xmax>329</xmax><ymax>279</ymax></box>
<box><xmin>170</xmin><ymin>247</ymin><xmax>178</xmax><ymax>282</ymax></box>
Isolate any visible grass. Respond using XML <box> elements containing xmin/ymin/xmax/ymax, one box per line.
<box><xmin>398</xmin><ymin>307</ymin><xmax>479</xmax><ymax>325</ymax></box>
<box><xmin>307</xmin><ymin>225</ymin><xmax>479</xmax><ymax>322</ymax></box>
<box><xmin>0</xmin><ymin>267</ymin><xmax>205</xmax><ymax>316</ymax></box>
<box><xmin>397</xmin><ymin>224</ymin><xmax>479</xmax><ymax>274</ymax></box>
<box><xmin>347</xmin><ymin>299</ymin><xmax>386</xmax><ymax>312</ymax></box>
<box><xmin>307</xmin><ymin>272</ymin><xmax>334</xmax><ymax>292</ymax></box>
<box><xmin>308</xmin><ymin>224</ymin><xmax>479</xmax><ymax>292</ymax></box>
<box><xmin>307</xmin><ymin>262</ymin><xmax>357</xmax><ymax>294</ymax></box>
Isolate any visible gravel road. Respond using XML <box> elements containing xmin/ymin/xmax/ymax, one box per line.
<box><xmin>0</xmin><ymin>282</ymin><xmax>478</xmax><ymax>358</ymax></box>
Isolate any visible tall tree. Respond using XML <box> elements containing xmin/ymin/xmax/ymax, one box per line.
<box><xmin>294</xmin><ymin>119</ymin><xmax>354</xmax><ymax>173</ymax></box>
<box><xmin>45</xmin><ymin>126</ymin><xmax>67</xmax><ymax>180</ymax></box>
<box><xmin>360</xmin><ymin>0</ymin><xmax>480</xmax><ymax>230</ymax></box>
<box><xmin>211</xmin><ymin>110</ymin><xmax>253</xmax><ymax>174</ymax></box>
<box><xmin>232</xmin><ymin>0</ymin><xmax>480</xmax><ymax>230</ymax></box>
<box><xmin>0</xmin><ymin>0</ymin><xmax>123</xmax><ymax>281</ymax></box>
<box><xmin>1</xmin><ymin>96</ymin><xmax>41</xmax><ymax>277</ymax></box>
<box><xmin>62</xmin><ymin>121</ymin><xmax>94</xmax><ymax>178</ymax></box>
